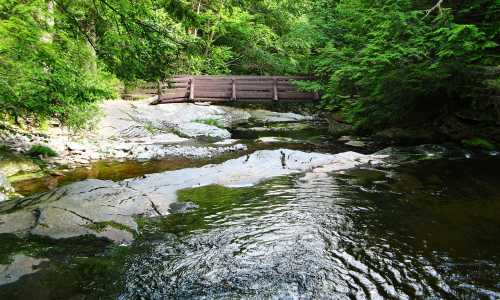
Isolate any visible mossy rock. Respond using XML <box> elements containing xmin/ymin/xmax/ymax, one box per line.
<box><xmin>0</xmin><ymin>157</ymin><xmax>41</xmax><ymax>177</ymax></box>
<box><xmin>0</xmin><ymin>145</ymin><xmax>43</xmax><ymax>177</ymax></box>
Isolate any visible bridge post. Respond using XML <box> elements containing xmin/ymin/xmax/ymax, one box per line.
<box><xmin>273</xmin><ymin>77</ymin><xmax>279</xmax><ymax>102</ymax></box>
<box><xmin>189</xmin><ymin>77</ymin><xmax>195</xmax><ymax>102</ymax></box>
<box><xmin>231</xmin><ymin>78</ymin><xmax>236</xmax><ymax>101</ymax></box>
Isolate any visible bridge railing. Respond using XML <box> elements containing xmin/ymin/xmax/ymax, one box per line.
<box><xmin>147</xmin><ymin>75</ymin><xmax>319</xmax><ymax>104</ymax></box>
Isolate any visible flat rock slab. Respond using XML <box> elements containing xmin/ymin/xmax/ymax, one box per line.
<box><xmin>0</xmin><ymin>150</ymin><xmax>385</xmax><ymax>243</ymax></box>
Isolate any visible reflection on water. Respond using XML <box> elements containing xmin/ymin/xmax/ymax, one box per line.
<box><xmin>122</xmin><ymin>157</ymin><xmax>500</xmax><ymax>299</ymax></box>
<box><xmin>1</xmin><ymin>156</ymin><xmax>499</xmax><ymax>299</ymax></box>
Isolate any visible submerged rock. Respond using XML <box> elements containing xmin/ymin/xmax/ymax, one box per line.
<box><xmin>0</xmin><ymin>150</ymin><xmax>385</xmax><ymax>243</ymax></box>
<box><xmin>0</xmin><ymin>255</ymin><xmax>49</xmax><ymax>286</ymax></box>
<box><xmin>169</xmin><ymin>202</ymin><xmax>199</xmax><ymax>214</ymax></box>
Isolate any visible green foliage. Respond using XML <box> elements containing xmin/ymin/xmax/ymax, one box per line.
<box><xmin>0</xmin><ymin>0</ymin><xmax>117</xmax><ymax>128</ymax></box>
<box><xmin>1</xmin><ymin>0</ymin><xmax>498</xmax><ymax>133</ymax></box>
<box><xmin>304</xmin><ymin>0</ymin><xmax>500</xmax><ymax>130</ymax></box>
<box><xmin>27</xmin><ymin>145</ymin><xmax>58</xmax><ymax>158</ymax></box>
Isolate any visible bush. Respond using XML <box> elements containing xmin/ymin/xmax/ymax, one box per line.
<box><xmin>28</xmin><ymin>145</ymin><xmax>58</xmax><ymax>158</ymax></box>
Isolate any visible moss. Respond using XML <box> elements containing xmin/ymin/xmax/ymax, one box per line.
<box><xmin>86</xmin><ymin>221</ymin><xmax>135</xmax><ymax>234</ymax></box>
<box><xmin>462</xmin><ymin>137</ymin><xmax>496</xmax><ymax>151</ymax></box>
<box><xmin>193</xmin><ymin>118</ymin><xmax>225</xmax><ymax>129</ymax></box>
<box><xmin>27</xmin><ymin>145</ymin><xmax>58</xmax><ymax>158</ymax></box>
<box><xmin>8</xmin><ymin>171</ymin><xmax>46</xmax><ymax>183</ymax></box>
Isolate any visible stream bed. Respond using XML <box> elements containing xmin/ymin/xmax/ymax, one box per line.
<box><xmin>0</xmin><ymin>123</ymin><xmax>499</xmax><ymax>299</ymax></box>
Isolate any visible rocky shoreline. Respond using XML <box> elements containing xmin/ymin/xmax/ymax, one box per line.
<box><xmin>0</xmin><ymin>100</ymin><xmax>319</xmax><ymax>199</ymax></box>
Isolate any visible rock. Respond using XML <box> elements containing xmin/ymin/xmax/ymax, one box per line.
<box><xmin>345</xmin><ymin>140</ymin><xmax>366</xmax><ymax>148</ymax></box>
<box><xmin>132</xmin><ymin>144</ymin><xmax>247</xmax><ymax>160</ymax></box>
<box><xmin>194</xmin><ymin>102</ymin><xmax>211</xmax><ymax>106</ymax></box>
<box><xmin>0</xmin><ymin>210</ymin><xmax>37</xmax><ymax>234</ymax></box>
<box><xmin>256</xmin><ymin>137</ymin><xmax>295</xmax><ymax>143</ymax></box>
<box><xmin>175</xmin><ymin>122</ymin><xmax>231</xmax><ymax>141</ymax></box>
<box><xmin>0</xmin><ymin>172</ymin><xmax>13</xmax><ymax>194</ymax></box>
<box><xmin>0</xmin><ymin>255</ymin><xmax>49</xmax><ymax>286</ymax></box>
<box><xmin>66</xmin><ymin>142</ymin><xmax>87</xmax><ymax>152</ymax></box>
<box><xmin>337</xmin><ymin>136</ymin><xmax>353</xmax><ymax>142</ymax></box>
<box><xmin>213</xmin><ymin>139</ymin><xmax>240</xmax><ymax>146</ymax></box>
<box><xmin>0</xmin><ymin>150</ymin><xmax>385</xmax><ymax>243</ymax></box>
<box><xmin>0</xmin><ymin>172</ymin><xmax>13</xmax><ymax>202</ymax></box>
<box><xmin>249</xmin><ymin>110</ymin><xmax>314</xmax><ymax>123</ymax></box>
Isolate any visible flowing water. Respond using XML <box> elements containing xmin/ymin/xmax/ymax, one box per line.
<box><xmin>1</xmin><ymin>128</ymin><xmax>499</xmax><ymax>299</ymax></box>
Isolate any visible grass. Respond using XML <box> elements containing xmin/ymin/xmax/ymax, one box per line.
<box><xmin>143</xmin><ymin>122</ymin><xmax>159</xmax><ymax>134</ymax></box>
<box><xmin>193</xmin><ymin>118</ymin><xmax>225</xmax><ymax>129</ymax></box>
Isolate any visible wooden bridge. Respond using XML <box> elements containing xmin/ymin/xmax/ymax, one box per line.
<box><xmin>149</xmin><ymin>75</ymin><xmax>319</xmax><ymax>105</ymax></box>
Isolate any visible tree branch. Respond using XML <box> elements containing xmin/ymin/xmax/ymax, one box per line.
<box><xmin>423</xmin><ymin>0</ymin><xmax>444</xmax><ymax>19</ymax></box>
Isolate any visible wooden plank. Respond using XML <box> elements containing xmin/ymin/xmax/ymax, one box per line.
<box><xmin>194</xmin><ymin>86</ymin><xmax>232</xmax><ymax>92</ymax></box>
<box><xmin>195</xmin><ymin>81</ymin><xmax>233</xmax><ymax>87</ymax></box>
<box><xmin>234</xmin><ymin>91</ymin><xmax>273</xmax><ymax>99</ymax></box>
<box><xmin>235</xmin><ymin>85</ymin><xmax>273</xmax><ymax>91</ymax></box>
<box><xmin>194</xmin><ymin>91</ymin><xmax>233</xmax><ymax>98</ymax></box>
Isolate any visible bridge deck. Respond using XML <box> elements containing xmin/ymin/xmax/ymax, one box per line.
<box><xmin>149</xmin><ymin>76</ymin><xmax>319</xmax><ymax>105</ymax></box>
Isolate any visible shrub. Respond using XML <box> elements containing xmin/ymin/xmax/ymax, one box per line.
<box><xmin>28</xmin><ymin>145</ymin><xmax>58</xmax><ymax>158</ymax></box>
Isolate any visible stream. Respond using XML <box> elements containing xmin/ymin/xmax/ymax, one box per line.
<box><xmin>0</xmin><ymin>121</ymin><xmax>499</xmax><ymax>299</ymax></box>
